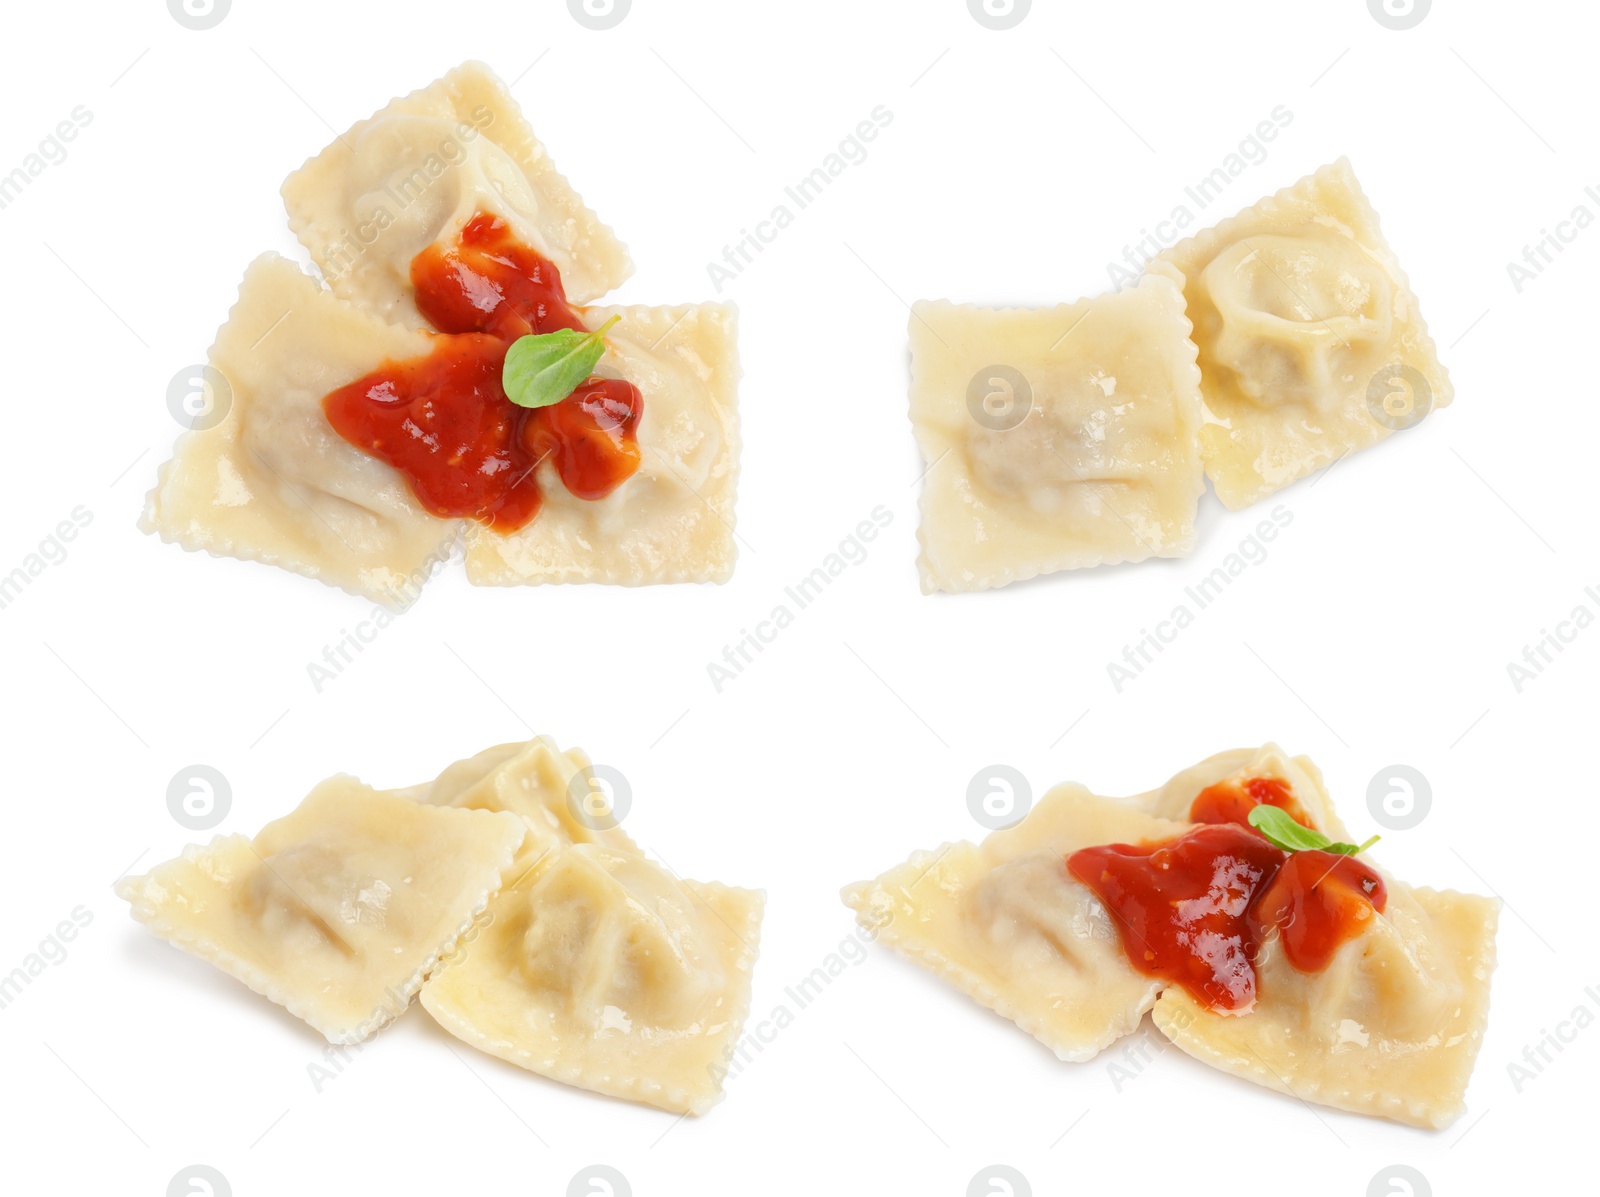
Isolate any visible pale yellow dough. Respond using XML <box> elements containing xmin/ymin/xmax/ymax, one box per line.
<box><xmin>282</xmin><ymin>60</ymin><xmax>631</xmax><ymax>322</ymax></box>
<box><xmin>1153</xmin><ymin>158</ymin><xmax>1452</xmax><ymax>509</ymax></box>
<box><xmin>1153</xmin><ymin>885</ymin><xmax>1499</xmax><ymax>1130</ymax></box>
<box><xmin>116</xmin><ymin>777</ymin><xmax>524</xmax><ymax>1044</ymax></box>
<box><xmin>421</xmin><ymin>845</ymin><xmax>763</xmax><ymax>1115</ymax></box>
<box><xmin>140</xmin><ymin>254</ymin><xmax>463</xmax><ymax>604</ymax></box>
<box><xmin>909</xmin><ymin>273</ymin><xmax>1205</xmax><ymax>593</ymax></box>
<box><xmin>405</xmin><ymin>737</ymin><xmax>763</xmax><ymax>1115</ymax></box>
<box><xmin>465</xmin><ymin>304</ymin><xmax>742</xmax><ymax>586</ymax></box>
<box><xmin>844</xmin><ymin>745</ymin><xmax>1499</xmax><ymax>1127</ymax></box>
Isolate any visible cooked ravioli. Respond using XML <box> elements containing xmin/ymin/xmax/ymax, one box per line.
<box><xmin>909</xmin><ymin>273</ymin><xmax>1205</xmax><ymax>593</ymax></box>
<box><xmin>843</xmin><ymin>784</ymin><xmax>1190</xmax><ymax>1060</ymax></box>
<box><xmin>141</xmin><ymin>254</ymin><xmax>463</xmax><ymax>604</ymax></box>
<box><xmin>1135</xmin><ymin>743</ymin><xmax>1352</xmax><ymax>841</ymax></box>
<box><xmin>283</xmin><ymin>60</ymin><xmax>631</xmax><ymax>323</ymax></box>
<box><xmin>845</xmin><ymin>746</ymin><xmax>1500</xmax><ymax>1128</ymax></box>
<box><xmin>390</xmin><ymin>736</ymin><xmax>640</xmax><ymax>858</ymax></box>
<box><xmin>1153</xmin><ymin>883</ymin><xmax>1499</xmax><ymax>1129</ymax></box>
<box><xmin>421</xmin><ymin>844</ymin><xmax>763</xmax><ymax>1115</ymax></box>
<box><xmin>464</xmin><ymin>304</ymin><xmax>742</xmax><ymax>586</ymax></box>
<box><xmin>116</xmin><ymin>777</ymin><xmax>524</xmax><ymax>1043</ymax></box>
<box><xmin>1152</xmin><ymin>158</ymin><xmax>1452</xmax><ymax>509</ymax></box>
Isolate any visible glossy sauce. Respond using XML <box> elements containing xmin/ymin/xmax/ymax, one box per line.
<box><xmin>1067</xmin><ymin>777</ymin><xmax>1386</xmax><ymax>1012</ymax></box>
<box><xmin>322</xmin><ymin>213</ymin><xmax>641</xmax><ymax>531</ymax></box>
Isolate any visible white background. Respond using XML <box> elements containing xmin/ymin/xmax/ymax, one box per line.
<box><xmin>1</xmin><ymin>1</ymin><xmax>1594</xmax><ymax>1194</ymax></box>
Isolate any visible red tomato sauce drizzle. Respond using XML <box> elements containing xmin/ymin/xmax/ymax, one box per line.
<box><xmin>322</xmin><ymin>213</ymin><xmax>641</xmax><ymax>532</ymax></box>
<box><xmin>1067</xmin><ymin>776</ymin><xmax>1386</xmax><ymax>1013</ymax></box>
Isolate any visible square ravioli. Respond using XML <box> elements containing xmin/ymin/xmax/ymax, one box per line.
<box><xmin>421</xmin><ymin>845</ymin><xmax>764</xmax><ymax>1115</ymax></box>
<box><xmin>845</xmin><ymin>746</ymin><xmax>1502</xmax><ymax>1128</ymax></box>
<box><xmin>390</xmin><ymin>736</ymin><xmax>641</xmax><ymax>859</ymax></box>
<box><xmin>1152</xmin><ymin>884</ymin><xmax>1499</xmax><ymax>1129</ymax></box>
<box><xmin>465</xmin><ymin>304</ymin><xmax>741</xmax><ymax>585</ymax></box>
<box><xmin>283</xmin><ymin>60</ymin><xmax>631</xmax><ymax>325</ymax></box>
<box><xmin>116</xmin><ymin>777</ymin><xmax>524</xmax><ymax>1044</ymax></box>
<box><xmin>910</xmin><ymin>273</ymin><xmax>1204</xmax><ymax>593</ymax></box>
<box><xmin>1152</xmin><ymin>158</ymin><xmax>1452</xmax><ymax>509</ymax></box>
<box><xmin>843</xmin><ymin>784</ymin><xmax>1192</xmax><ymax>1061</ymax></box>
<box><xmin>141</xmin><ymin>254</ymin><xmax>463</xmax><ymax>604</ymax></box>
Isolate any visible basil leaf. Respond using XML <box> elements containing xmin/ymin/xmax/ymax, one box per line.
<box><xmin>1246</xmin><ymin>805</ymin><xmax>1378</xmax><ymax>856</ymax></box>
<box><xmin>1324</xmin><ymin>834</ymin><xmax>1382</xmax><ymax>857</ymax></box>
<box><xmin>502</xmin><ymin>314</ymin><xmax>621</xmax><ymax>409</ymax></box>
<box><xmin>1247</xmin><ymin>804</ymin><xmax>1334</xmax><ymax>852</ymax></box>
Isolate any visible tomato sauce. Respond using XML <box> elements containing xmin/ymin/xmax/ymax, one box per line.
<box><xmin>1067</xmin><ymin>777</ymin><xmax>1386</xmax><ymax>1012</ymax></box>
<box><xmin>322</xmin><ymin>213</ymin><xmax>641</xmax><ymax>532</ymax></box>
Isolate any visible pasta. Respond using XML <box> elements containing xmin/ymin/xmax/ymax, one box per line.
<box><xmin>909</xmin><ymin>273</ymin><xmax>1205</xmax><ymax>592</ymax></box>
<box><xmin>465</xmin><ymin>304</ymin><xmax>742</xmax><ymax>585</ymax></box>
<box><xmin>282</xmin><ymin>61</ymin><xmax>632</xmax><ymax>324</ymax></box>
<box><xmin>421</xmin><ymin>844</ymin><xmax>763</xmax><ymax>1115</ymax></box>
<box><xmin>399</xmin><ymin>736</ymin><xmax>761</xmax><ymax>1114</ymax></box>
<box><xmin>843</xmin><ymin>746</ymin><xmax>1499</xmax><ymax>1126</ymax></box>
<box><xmin>140</xmin><ymin>254</ymin><xmax>463</xmax><ymax>604</ymax></box>
<box><xmin>116</xmin><ymin>776</ymin><xmax>524</xmax><ymax>1043</ymax></box>
<box><xmin>117</xmin><ymin>736</ymin><xmax>767</xmax><ymax>1115</ymax></box>
<box><xmin>1152</xmin><ymin>159</ymin><xmax>1452</xmax><ymax>509</ymax></box>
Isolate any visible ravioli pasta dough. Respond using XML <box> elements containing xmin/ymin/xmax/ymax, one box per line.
<box><xmin>146</xmin><ymin>63</ymin><xmax>740</xmax><ymax>599</ymax></box>
<box><xmin>282</xmin><ymin>60</ymin><xmax>632</xmax><ymax>322</ymax></box>
<box><xmin>911</xmin><ymin>159</ymin><xmax>1450</xmax><ymax>588</ymax></box>
<box><xmin>393</xmin><ymin>737</ymin><xmax>761</xmax><ymax>1114</ymax></box>
<box><xmin>1153</xmin><ymin>883</ymin><xmax>1498</xmax><ymax>1129</ymax></box>
<box><xmin>116</xmin><ymin>777</ymin><xmax>524</xmax><ymax>1044</ymax></box>
<box><xmin>843</xmin><ymin>745</ymin><xmax>1498</xmax><ymax>1128</ymax></box>
<box><xmin>118</xmin><ymin>738</ymin><xmax>765</xmax><ymax>1116</ymax></box>
<box><xmin>466</xmin><ymin>303</ymin><xmax>742</xmax><ymax>586</ymax></box>
<box><xmin>1153</xmin><ymin>158</ymin><xmax>1452</xmax><ymax>509</ymax></box>
<box><xmin>141</xmin><ymin>254</ymin><xmax>462</xmax><ymax>604</ymax></box>
<box><xmin>909</xmin><ymin>274</ymin><xmax>1205</xmax><ymax>593</ymax></box>
<box><xmin>421</xmin><ymin>845</ymin><xmax>763</xmax><ymax>1116</ymax></box>
<box><xmin>844</xmin><ymin>786</ymin><xmax>1187</xmax><ymax>1060</ymax></box>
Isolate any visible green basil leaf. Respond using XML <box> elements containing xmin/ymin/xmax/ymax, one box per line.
<box><xmin>1246</xmin><ymin>804</ymin><xmax>1378</xmax><ymax>856</ymax></box>
<box><xmin>1323</xmin><ymin>833</ymin><xmax>1382</xmax><ymax>857</ymax></box>
<box><xmin>1246</xmin><ymin>804</ymin><xmax>1335</xmax><ymax>852</ymax></box>
<box><xmin>502</xmin><ymin>314</ymin><xmax>621</xmax><ymax>409</ymax></box>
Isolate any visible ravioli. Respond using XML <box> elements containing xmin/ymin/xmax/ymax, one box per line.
<box><xmin>421</xmin><ymin>844</ymin><xmax>763</xmax><ymax>1115</ymax></box>
<box><xmin>844</xmin><ymin>746</ymin><xmax>1499</xmax><ymax>1127</ymax></box>
<box><xmin>465</xmin><ymin>304</ymin><xmax>742</xmax><ymax>585</ymax></box>
<box><xmin>116</xmin><ymin>777</ymin><xmax>524</xmax><ymax>1043</ymax></box>
<box><xmin>282</xmin><ymin>60</ymin><xmax>631</xmax><ymax>323</ymax></box>
<box><xmin>1152</xmin><ymin>158</ymin><xmax>1452</xmax><ymax>509</ymax></box>
<box><xmin>844</xmin><ymin>784</ymin><xmax>1189</xmax><ymax>1060</ymax></box>
<box><xmin>1135</xmin><ymin>743</ymin><xmax>1351</xmax><ymax>841</ymax></box>
<box><xmin>397</xmin><ymin>736</ymin><xmax>762</xmax><ymax>1113</ymax></box>
<box><xmin>389</xmin><ymin>736</ymin><xmax>641</xmax><ymax>858</ymax></box>
<box><xmin>1153</xmin><ymin>883</ymin><xmax>1499</xmax><ymax>1129</ymax></box>
<box><xmin>909</xmin><ymin>273</ymin><xmax>1205</xmax><ymax>593</ymax></box>
<box><xmin>141</xmin><ymin>254</ymin><xmax>464</xmax><ymax>604</ymax></box>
